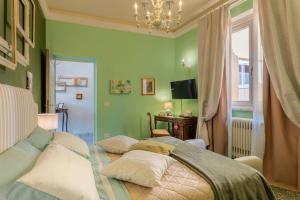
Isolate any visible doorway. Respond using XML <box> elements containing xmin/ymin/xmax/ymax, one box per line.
<box><xmin>54</xmin><ymin>59</ymin><xmax>96</xmax><ymax>144</ymax></box>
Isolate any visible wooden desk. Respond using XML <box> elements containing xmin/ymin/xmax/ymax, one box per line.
<box><xmin>154</xmin><ymin>115</ymin><xmax>197</xmax><ymax>140</ymax></box>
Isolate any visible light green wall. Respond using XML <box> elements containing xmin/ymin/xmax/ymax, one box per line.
<box><xmin>0</xmin><ymin>0</ymin><xmax>46</xmax><ymax>111</ymax></box>
<box><xmin>173</xmin><ymin>0</ymin><xmax>253</xmax><ymax>119</ymax></box>
<box><xmin>173</xmin><ymin>29</ymin><xmax>198</xmax><ymax>115</ymax></box>
<box><xmin>231</xmin><ymin>0</ymin><xmax>253</xmax><ymax>18</ymax></box>
<box><xmin>46</xmin><ymin>20</ymin><xmax>176</xmax><ymax>140</ymax></box>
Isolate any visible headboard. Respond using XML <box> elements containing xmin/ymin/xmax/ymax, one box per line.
<box><xmin>0</xmin><ymin>84</ymin><xmax>38</xmax><ymax>153</ymax></box>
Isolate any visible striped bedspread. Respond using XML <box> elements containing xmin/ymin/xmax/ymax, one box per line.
<box><xmin>89</xmin><ymin>145</ymin><xmax>131</xmax><ymax>200</ymax></box>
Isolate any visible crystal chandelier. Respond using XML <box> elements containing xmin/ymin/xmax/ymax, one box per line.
<box><xmin>133</xmin><ymin>0</ymin><xmax>183</xmax><ymax>33</ymax></box>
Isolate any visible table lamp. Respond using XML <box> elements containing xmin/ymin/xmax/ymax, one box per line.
<box><xmin>164</xmin><ymin>102</ymin><xmax>173</xmax><ymax>116</ymax></box>
<box><xmin>37</xmin><ymin>113</ymin><xmax>58</xmax><ymax>131</ymax></box>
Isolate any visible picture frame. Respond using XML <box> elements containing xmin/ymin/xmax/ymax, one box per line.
<box><xmin>57</xmin><ymin>77</ymin><xmax>88</xmax><ymax>87</ymax></box>
<box><xmin>110</xmin><ymin>80</ymin><xmax>132</xmax><ymax>94</ymax></box>
<box><xmin>56</xmin><ymin>81</ymin><xmax>66</xmax><ymax>92</ymax></box>
<box><xmin>141</xmin><ymin>78</ymin><xmax>155</xmax><ymax>96</ymax></box>
<box><xmin>76</xmin><ymin>93</ymin><xmax>83</xmax><ymax>100</ymax></box>
<box><xmin>26</xmin><ymin>71</ymin><xmax>33</xmax><ymax>91</ymax></box>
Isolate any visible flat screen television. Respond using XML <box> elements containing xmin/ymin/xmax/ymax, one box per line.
<box><xmin>170</xmin><ymin>79</ymin><xmax>197</xmax><ymax>99</ymax></box>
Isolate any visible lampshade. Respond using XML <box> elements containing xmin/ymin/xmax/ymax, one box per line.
<box><xmin>37</xmin><ymin>114</ymin><xmax>58</xmax><ymax>130</ymax></box>
<box><xmin>164</xmin><ymin>102</ymin><xmax>173</xmax><ymax>111</ymax></box>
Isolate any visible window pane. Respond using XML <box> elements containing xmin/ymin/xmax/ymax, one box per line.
<box><xmin>232</xmin><ymin>27</ymin><xmax>251</xmax><ymax>102</ymax></box>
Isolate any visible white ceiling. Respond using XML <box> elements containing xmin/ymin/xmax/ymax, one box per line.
<box><xmin>43</xmin><ymin>0</ymin><xmax>219</xmax><ymax>36</ymax></box>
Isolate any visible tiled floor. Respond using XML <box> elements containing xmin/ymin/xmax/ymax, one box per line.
<box><xmin>74</xmin><ymin>133</ymin><xmax>94</xmax><ymax>145</ymax></box>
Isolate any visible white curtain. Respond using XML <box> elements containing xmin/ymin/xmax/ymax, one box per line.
<box><xmin>196</xmin><ymin>5</ymin><xmax>230</xmax><ymax>145</ymax></box>
<box><xmin>258</xmin><ymin>0</ymin><xmax>300</xmax><ymax>128</ymax></box>
<box><xmin>251</xmin><ymin>0</ymin><xmax>265</xmax><ymax>158</ymax></box>
<box><xmin>226</xmin><ymin>27</ymin><xmax>233</xmax><ymax>157</ymax></box>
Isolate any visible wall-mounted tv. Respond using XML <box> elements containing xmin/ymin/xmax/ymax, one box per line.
<box><xmin>170</xmin><ymin>79</ymin><xmax>198</xmax><ymax>99</ymax></box>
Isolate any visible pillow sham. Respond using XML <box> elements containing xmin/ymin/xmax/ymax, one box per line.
<box><xmin>98</xmin><ymin>135</ymin><xmax>138</xmax><ymax>154</ymax></box>
<box><xmin>101</xmin><ymin>150</ymin><xmax>175</xmax><ymax>187</ymax></box>
<box><xmin>27</xmin><ymin>126</ymin><xmax>53</xmax><ymax>150</ymax></box>
<box><xmin>52</xmin><ymin>132</ymin><xmax>90</xmax><ymax>158</ymax></box>
<box><xmin>0</xmin><ymin>141</ymin><xmax>41</xmax><ymax>188</ymax></box>
<box><xmin>18</xmin><ymin>143</ymin><xmax>99</xmax><ymax>200</ymax></box>
<box><xmin>129</xmin><ymin>140</ymin><xmax>175</xmax><ymax>155</ymax></box>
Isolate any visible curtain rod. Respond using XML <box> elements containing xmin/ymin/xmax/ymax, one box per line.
<box><xmin>174</xmin><ymin>0</ymin><xmax>241</xmax><ymax>32</ymax></box>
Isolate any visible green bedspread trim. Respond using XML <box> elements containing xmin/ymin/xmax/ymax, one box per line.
<box><xmin>149</xmin><ymin>136</ymin><xmax>275</xmax><ymax>200</ymax></box>
<box><xmin>4</xmin><ymin>182</ymin><xmax>59</xmax><ymax>200</ymax></box>
<box><xmin>1</xmin><ymin>145</ymin><xmax>131</xmax><ymax>200</ymax></box>
<box><xmin>89</xmin><ymin>145</ymin><xmax>131</xmax><ymax>200</ymax></box>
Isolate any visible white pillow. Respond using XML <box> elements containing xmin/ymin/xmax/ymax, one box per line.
<box><xmin>18</xmin><ymin>143</ymin><xmax>99</xmax><ymax>200</ymax></box>
<box><xmin>101</xmin><ymin>150</ymin><xmax>175</xmax><ymax>187</ymax></box>
<box><xmin>98</xmin><ymin>135</ymin><xmax>138</xmax><ymax>154</ymax></box>
<box><xmin>52</xmin><ymin>132</ymin><xmax>90</xmax><ymax>158</ymax></box>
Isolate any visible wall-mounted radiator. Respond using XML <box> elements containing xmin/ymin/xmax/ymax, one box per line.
<box><xmin>232</xmin><ymin>118</ymin><xmax>253</xmax><ymax>158</ymax></box>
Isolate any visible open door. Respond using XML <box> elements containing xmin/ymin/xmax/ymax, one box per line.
<box><xmin>45</xmin><ymin>50</ymin><xmax>56</xmax><ymax>113</ymax></box>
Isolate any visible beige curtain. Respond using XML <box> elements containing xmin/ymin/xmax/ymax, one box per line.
<box><xmin>196</xmin><ymin>5</ymin><xmax>229</xmax><ymax>146</ymax></box>
<box><xmin>207</xmin><ymin>66</ymin><xmax>228</xmax><ymax>155</ymax></box>
<box><xmin>259</xmin><ymin>0</ymin><xmax>300</xmax><ymax>128</ymax></box>
<box><xmin>263</xmin><ymin>64</ymin><xmax>300</xmax><ymax>192</ymax></box>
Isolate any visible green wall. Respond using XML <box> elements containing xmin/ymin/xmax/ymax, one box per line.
<box><xmin>173</xmin><ymin>0</ymin><xmax>253</xmax><ymax>119</ymax></box>
<box><xmin>46</xmin><ymin>20</ymin><xmax>176</xmax><ymax>140</ymax></box>
<box><xmin>173</xmin><ymin>29</ymin><xmax>198</xmax><ymax>115</ymax></box>
<box><xmin>46</xmin><ymin>0</ymin><xmax>254</xmax><ymax>141</ymax></box>
<box><xmin>0</xmin><ymin>0</ymin><xmax>46</xmax><ymax>111</ymax></box>
<box><xmin>0</xmin><ymin>0</ymin><xmax>253</xmax><ymax>141</ymax></box>
<box><xmin>231</xmin><ymin>0</ymin><xmax>253</xmax><ymax>17</ymax></box>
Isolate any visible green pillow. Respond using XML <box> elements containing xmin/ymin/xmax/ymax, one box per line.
<box><xmin>0</xmin><ymin>141</ymin><xmax>41</xmax><ymax>188</ymax></box>
<box><xmin>27</xmin><ymin>127</ymin><xmax>53</xmax><ymax>150</ymax></box>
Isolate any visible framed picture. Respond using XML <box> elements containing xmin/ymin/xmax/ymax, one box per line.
<box><xmin>110</xmin><ymin>80</ymin><xmax>132</xmax><ymax>94</ymax></box>
<box><xmin>76</xmin><ymin>93</ymin><xmax>83</xmax><ymax>100</ymax></box>
<box><xmin>56</xmin><ymin>82</ymin><xmax>66</xmax><ymax>92</ymax></box>
<box><xmin>26</xmin><ymin>71</ymin><xmax>33</xmax><ymax>91</ymax></box>
<box><xmin>57</xmin><ymin>77</ymin><xmax>88</xmax><ymax>87</ymax></box>
<box><xmin>141</xmin><ymin>78</ymin><xmax>155</xmax><ymax>96</ymax></box>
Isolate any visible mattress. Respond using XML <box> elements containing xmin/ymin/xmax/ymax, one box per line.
<box><xmin>107</xmin><ymin>153</ymin><xmax>214</xmax><ymax>200</ymax></box>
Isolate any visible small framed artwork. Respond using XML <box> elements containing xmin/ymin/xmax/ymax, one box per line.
<box><xmin>141</xmin><ymin>78</ymin><xmax>155</xmax><ymax>96</ymax></box>
<box><xmin>26</xmin><ymin>71</ymin><xmax>33</xmax><ymax>91</ymax></box>
<box><xmin>56</xmin><ymin>82</ymin><xmax>66</xmax><ymax>92</ymax></box>
<box><xmin>110</xmin><ymin>80</ymin><xmax>132</xmax><ymax>94</ymax></box>
<box><xmin>76</xmin><ymin>93</ymin><xmax>83</xmax><ymax>100</ymax></box>
<box><xmin>57</xmin><ymin>77</ymin><xmax>88</xmax><ymax>87</ymax></box>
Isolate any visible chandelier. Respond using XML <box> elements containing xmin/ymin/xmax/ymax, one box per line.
<box><xmin>133</xmin><ymin>0</ymin><xmax>183</xmax><ymax>33</ymax></box>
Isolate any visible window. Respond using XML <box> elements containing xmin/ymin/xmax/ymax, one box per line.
<box><xmin>0</xmin><ymin>0</ymin><xmax>17</xmax><ymax>70</ymax></box>
<box><xmin>0</xmin><ymin>0</ymin><xmax>35</xmax><ymax>69</ymax></box>
<box><xmin>231</xmin><ymin>15</ymin><xmax>253</xmax><ymax>109</ymax></box>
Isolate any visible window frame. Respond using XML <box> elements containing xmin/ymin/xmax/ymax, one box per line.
<box><xmin>16</xmin><ymin>0</ymin><xmax>30</xmax><ymax>66</ymax></box>
<box><xmin>231</xmin><ymin>13</ymin><xmax>254</xmax><ymax>110</ymax></box>
<box><xmin>16</xmin><ymin>0</ymin><xmax>35</xmax><ymax>66</ymax></box>
<box><xmin>0</xmin><ymin>0</ymin><xmax>17</xmax><ymax>70</ymax></box>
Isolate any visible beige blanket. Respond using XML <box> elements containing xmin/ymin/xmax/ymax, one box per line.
<box><xmin>107</xmin><ymin>153</ymin><xmax>214</xmax><ymax>200</ymax></box>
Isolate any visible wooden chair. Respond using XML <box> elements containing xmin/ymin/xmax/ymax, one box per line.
<box><xmin>147</xmin><ymin>112</ymin><xmax>170</xmax><ymax>137</ymax></box>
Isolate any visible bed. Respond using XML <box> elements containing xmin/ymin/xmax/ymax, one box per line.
<box><xmin>0</xmin><ymin>83</ymin><xmax>275</xmax><ymax>200</ymax></box>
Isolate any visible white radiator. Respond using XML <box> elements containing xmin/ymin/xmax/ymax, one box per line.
<box><xmin>232</xmin><ymin>118</ymin><xmax>253</xmax><ymax>158</ymax></box>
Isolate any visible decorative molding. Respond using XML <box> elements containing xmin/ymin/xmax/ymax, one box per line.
<box><xmin>38</xmin><ymin>0</ymin><xmax>50</xmax><ymax>18</ymax></box>
<box><xmin>38</xmin><ymin>0</ymin><xmax>246</xmax><ymax>38</ymax></box>
<box><xmin>47</xmin><ymin>8</ymin><xmax>176</xmax><ymax>38</ymax></box>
